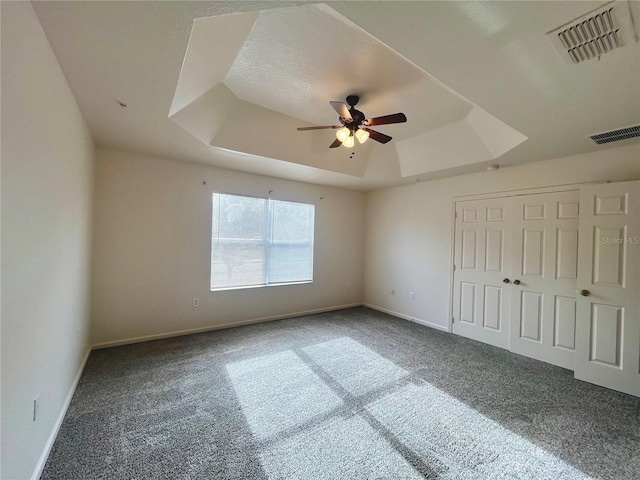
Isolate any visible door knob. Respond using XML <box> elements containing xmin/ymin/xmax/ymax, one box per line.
<box><xmin>513</xmin><ymin>279</ymin><xmax>521</xmax><ymax>285</ymax></box>
<box><xmin>580</xmin><ymin>289</ymin><xmax>590</xmax><ymax>297</ymax></box>
<box><xmin>503</xmin><ymin>278</ymin><xmax>511</xmax><ymax>283</ymax></box>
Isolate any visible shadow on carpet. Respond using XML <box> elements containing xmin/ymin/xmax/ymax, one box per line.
<box><xmin>42</xmin><ymin>307</ymin><xmax>640</xmax><ymax>479</ymax></box>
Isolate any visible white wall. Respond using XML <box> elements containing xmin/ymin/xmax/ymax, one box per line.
<box><xmin>91</xmin><ymin>148</ymin><xmax>365</xmax><ymax>345</ymax></box>
<box><xmin>1</xmin><ymin>2</ymin><xmax>95</xmax><ymax>479</ymax></box>
<box><xmin>364</xmin><ymin>144</ymin><xmax>640</xmax><ymax>329</ymax></box>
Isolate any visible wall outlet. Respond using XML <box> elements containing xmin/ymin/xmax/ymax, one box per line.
<box><xmin>193</xmin><ymin>298</ymin><xmax>199</xmax><ymax>307</ymax></box>
<box><xmin>33</xmin><ymin>396</ymin><xmax>40</xmax><ymax>423</ymax></box>
<box><xmin>391</xmin><ymin>289</ymin><xmax>396</xmax><ymax>295</ymax></box>
<box><xmin>409</xmin><ymin>292</ymin><xmax>415</xmax><ymax>300</ymax></box>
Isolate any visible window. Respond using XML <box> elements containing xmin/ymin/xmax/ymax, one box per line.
<box><xmin>211</xmin><ymin>193</ymin><xmax>315</xmax><ymax>290</ymax></box>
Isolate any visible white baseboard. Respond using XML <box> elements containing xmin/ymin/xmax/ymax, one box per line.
<box><xmin>31</xmin><ymin>304</ymin><xmax>361</xmax><ymax>477</ymax></box>
<box><xmin>92</xmin><ymin>303</ymin><xmax>364</xmax><ymax>349</ymax></box>
<box><xmin>33</xmin><ymin>302</ymin><xmax>433</xmax><ymax>478</ymax></box>
<box><xmin>31</xmin><ymin>347</ymin><xmax>91</xmax><ymax>480</ymax></box>
<box><xmin>363</xmin><ymin>303</ymin><xmax>450</xmax><ymax>332</ymax></box>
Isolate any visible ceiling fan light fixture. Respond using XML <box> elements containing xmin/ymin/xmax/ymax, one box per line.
<box><xmin>297</xmin><ymin>96</ymin><xmax>406</xmax><ymax>149</ymax></box>
<box><xmin>355</xmin><ymin>128</ymin><xmax>369</xmax><ymax>144</ymax></box>
<box><xmin>336</xmin><ymin>127</ymin><xmax>350</xmax><ymax>142</ymax></box>
<box><xmin>343</xmin><ymin>134</ymin><xmax>355</xmax><ymax>148</ymax></box>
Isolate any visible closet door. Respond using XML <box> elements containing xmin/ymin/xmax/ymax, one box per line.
<box><xmin>574</xmin><ymin>181</ymin><xmax>640</xmax><ymax>397</ymax></box>
<box><xmin>509</xmin><ymin>191</ymin><xmax>580</xmax><ymax>370</ymax></box>
<box><xmin>452</xmin><ymin>198</ymin><xmax>512</xmax><ymax>349</ymax></box>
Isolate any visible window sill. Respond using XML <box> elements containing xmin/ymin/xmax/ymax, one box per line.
<box><xmin>210</xmin><ymin>280</ymin><xmax>313</xmax><ymax>292</ymax></box>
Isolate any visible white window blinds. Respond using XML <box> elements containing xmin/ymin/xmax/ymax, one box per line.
<box><xmin>211</xmin><ymin>193</ymin><xmax>314</xmax><ymax>290</ymax></box>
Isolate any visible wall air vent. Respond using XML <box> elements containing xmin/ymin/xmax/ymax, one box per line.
<box><xmin>589</xmin><ymin>125</ymin><xmax>640</xmax><ymax>144</ymax></box>
<box><xmin>547</xmin><ymin>1</ymin><xmax>637</xmax><ymax>64</ymax></box>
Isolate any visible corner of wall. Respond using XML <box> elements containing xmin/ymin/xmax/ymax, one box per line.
<box><xmin>1</xmin><ymin>2</ymin><xmax>96</xmax><ymax>478</ymax></box>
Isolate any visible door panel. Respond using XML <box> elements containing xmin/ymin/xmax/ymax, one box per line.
<box><xmin>522</xmin><ymin>229</ymin><xmax>544</xmax><ymax>276</ymax></box>
<box><xmin>460</xmin><ymin>282</ymin><xmax>476</xmax><ymax>324</ymax></box>
<box><xmin>595</xmin><ymin>193</ymin><xmax>627</xmax><ymax>215</ymax></box>
<box><xmin>556</xmin><ymin>229</ymin><xmax>578</xmax><ymax>280</ymax></box>
<box><xmin>589</xmin><ymin>303</ymin><xmax>623</xmax><ymax>367</ymax></box>
<box><xmin>558</xmin><ymin>201</ymin><xmax>579</xmax><ymax>219</ymax></box>
<box><xmin>461</xmin><ymin>230</ymin><xmax>478</xmax><ymax>269</ymax></box>
<box><xmin>452</xmin><ymin>198</ymin><xmax>511</xmax><ymax>349</ymax></box>
<box><xmin>483</xmin><ymin>286</ymin><xmax>502</xmax><ymax>330</ymax></box>
<box><xmin>523</xmin><ymin>203</ymin><xmax>545</xmax><ymax>220</ymax></box>
<box><xmin>509</xmin><ymin>191</ymin><xmax>580</xmax><ymax>369</ymax></box>
<box><xmin>553</xmin><ymin>295</ymin><xmax>576</xmax><ymax>350</ymax></box>
<box><xmin>487</xmin><ymin>206</ymin><xmax>504</xmax><ymax>222</ymax></box>
<box><xmin>485</xmin><ymin>230</ymin><xmax>503</xmax><ymax>272</ymax></box>
<box><xmin>520</xmin><ymin>291</ymin><xmax>542</xmax><ymax>342</ymax></box>
<box><xmin>593</xmin><ymin>226</ymin><xmax>626</xmax><ymax>286</ymax></box>
<box><xmin>575</xmin><ymin>181</ymin><xmax>639</xmax><ymax>397</ymax></box>
<box><xmin>462</xmin><ymin>207</ymin><xmax>479</xmax><ymax>223</ymax></box>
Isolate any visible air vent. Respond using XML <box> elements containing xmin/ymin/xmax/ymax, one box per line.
<box><xmin>547</xmin><ymin>1</ymin><xmax>636</xmax><ymax>64</ymax></box>
<box><xmin>589</xmin><ymin>125</ymin><xmax>640</xmax><ymax>144</ymax></box>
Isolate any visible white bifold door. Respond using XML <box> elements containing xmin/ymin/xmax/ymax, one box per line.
<box><xmin>574</xmin><ymin>181</ymin><xmax>639</xmax><ymax>397</ymax></box>
<box><xmin>452</xmin><ymin>182</ymin><xmax>640</xmax><ymax>396</ymax></box>
<box><xmin>452</xmin><ymin>198</ymin><xmax>512</xmax><ymax>350</ymax></box>
<box><xmin>453</xmin><ymin>191</ymin><xmax>579</xmax><ymax>369</ymax></box>
<box><xmin>509</xmin><ymin>191</ymin><xmax>580</xmax><ymax>370</ymax></box>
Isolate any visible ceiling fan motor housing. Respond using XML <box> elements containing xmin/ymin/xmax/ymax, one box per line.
<box><xmin>346</xmin><ymin>95</ymin><xmax>360</xmax><ymax>107</ymax></box>
<box><xmin>344</xmin><ymin>109</ymin><xmax>366</xmax><ymax>130</ymax></box>
<box><xmin>343</xmin><ymin>95</ymin><xmax>365</xmax><ymax>130</ymax></box>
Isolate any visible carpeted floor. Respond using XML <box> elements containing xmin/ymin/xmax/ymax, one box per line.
<box><xmin>42</xmin><ymin>307</ymin><xmax>640</xmax><ymax>479</ymax></box>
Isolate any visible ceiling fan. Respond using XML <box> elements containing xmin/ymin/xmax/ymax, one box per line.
<box><xmin>297</xmin><ymin>95</ymin><xmax>407</xmax><ymax>149</ymax></box>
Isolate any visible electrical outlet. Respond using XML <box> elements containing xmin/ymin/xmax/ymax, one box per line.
<box><xmin>391</xmin><ymin>289</ymin><xmax>396</xmax><ymax>295</ymax></box>
<box><xmin>193</xmin><ymin>298</ymin><xmax>200</xmax><ymax>307</ymax></box>
<box><xmin>409</xmin><ymin>292</ymin><xmax>415</xmax><ymax>300</ymax></box>
<box><xmin>33</xmin><ymin>396</ymin><xmax>40</xmax><ymax>423</ymax></box>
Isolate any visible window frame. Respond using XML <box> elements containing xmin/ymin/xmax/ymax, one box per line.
<box><xmin>210</xmin><ymin>192</ymin><xmax>315</xmax><ymax>291</ymax></box>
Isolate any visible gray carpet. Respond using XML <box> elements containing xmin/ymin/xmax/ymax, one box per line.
<box><xmin>41</xmin><ymin>307</ymin><xmax>640</xmax><ymax>479</ymax></box>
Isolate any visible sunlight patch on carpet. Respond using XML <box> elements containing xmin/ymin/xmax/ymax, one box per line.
<box><xmin>226</xmin><ymin>350</ymin><xmax>342</xmax><ymax>439</ymax></box>
<box><xmin>302</xmin><ymin>336</ymin><xmax>409</xmax><ymax>396</ymax></box>
<box><xmin>258</xmin><ymin>414</ymin><xmax>423</xmax><ymax>479</ymax></box>
<box><xmin>365</xmin><ymin>382</ymin><xmax>593</xmax><ymax>479</ymax></box>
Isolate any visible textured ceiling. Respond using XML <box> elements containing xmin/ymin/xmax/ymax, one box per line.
<box><xmin>31</xmin><ymin>1</ymin><xmax>640</xmax><ymax>190</ymax></box>
<box><xmin>169</xmin><ymin>4</ymin><xmax>526</xmax><ymax>178</ymax></box>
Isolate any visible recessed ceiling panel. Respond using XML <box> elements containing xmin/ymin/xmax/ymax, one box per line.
<box><xmin>223</xmin><ymin>4</ymin><xmax>424</xmax><ymax>126</ymax></box>
<box><xmin>169</xmin><ymin>11</ymin><xmax>259</xmax><ymax>116</ymax></box>
<box><xmin>169</xmin><ymin>3</ymin><xmax>527</xmax><ymax>178</ymax></box>
<box><xmin>397</xmin><ymin>106</ymin><xmax>527</xmax><ymax>177</ymax></box>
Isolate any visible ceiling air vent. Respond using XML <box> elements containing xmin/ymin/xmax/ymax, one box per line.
<box><xmin>589</xmin><ymin>125</ymin><xmax>640</xmax><ymax>144</ymax></box>
<box><xmin>547</xmin><ymin>1</ymin><xmax>637</xmax><ymax>64</ymax></box>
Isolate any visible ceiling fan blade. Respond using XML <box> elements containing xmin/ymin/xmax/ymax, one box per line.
<box><xmin>364</xmin><ymin>128</ymin><xmax>392</xmax><ymax>144</ymax></box>
<box><xmin>329</xmin><ymin>101</ymin><xmax>353</xmax><ymax>122</ymax></box>
<box><xmin>297</xmin><ymin>125</ymin><xmax>342</xmax><ymax>131</ymax></box>
<box><xmin>366</xmin><ymin>112</ymin><xmax>407</xmax><ymax>126</ymax></box>
<box><xmin>329</xmin><ymin>139</ymin><xmax>342</xmax><ymax>148</ymax></box>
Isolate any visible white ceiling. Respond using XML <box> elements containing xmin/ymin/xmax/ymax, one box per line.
<box><xmin>32</xmin><ymin>1</ymin><xmax>640</xmax><ymax>191</ymax></box>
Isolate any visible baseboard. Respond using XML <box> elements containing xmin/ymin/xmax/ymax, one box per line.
<box><xmin>363</xmin><ymin>303</ymin><xmax>450</xmax><ymax>332</ymax></box>
<box><xmin>29</xmin><ymin>303</ymin><xmax>441</xmax><ymax>478</ymax></box>
<box><xmin>91</xmin><ymin>303</ymin><xmax>364</xmax><ymax>349</ymax></box>
<box><xmin>31</xmin><ymin>346</ymin><xmax>91</xmax><ymax>480</ymax></box>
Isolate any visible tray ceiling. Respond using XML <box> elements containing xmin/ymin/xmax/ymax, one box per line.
<box><xmin>31</xmin><ymin>1</ymin><xmax>640</xmax><ymax>190</ymax></box>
